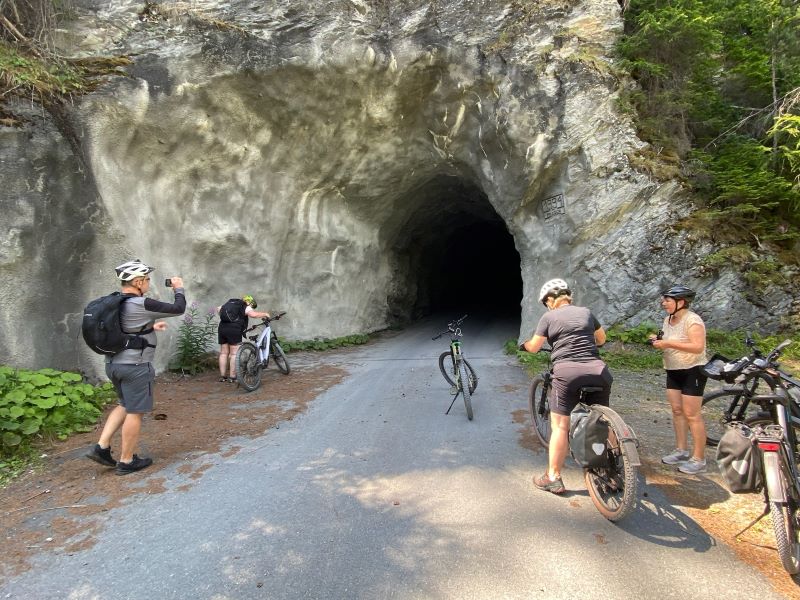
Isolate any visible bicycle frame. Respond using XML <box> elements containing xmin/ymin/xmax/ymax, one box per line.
<box><xmin>433</xmin><ymin>315</ymin><xmax>475</xmax><ymax>420</ymax></box>
<box><xmin>245</xmin><ymin>320</ymin><xmax>276</xmax><ymax>367</ymax></box>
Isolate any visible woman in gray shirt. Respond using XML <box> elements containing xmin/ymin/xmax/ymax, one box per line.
<box><xmin>522</xmin><ymin>278</ymin><xmax>612</xmax><ymax>494</ymax></box>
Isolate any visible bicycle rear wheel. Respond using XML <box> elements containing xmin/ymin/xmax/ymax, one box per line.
<box><xmin>771</xmin><ymin>481</ymin><xmax>800</xmax><ymax>575</ymax></box>
<box><xmin>271</xmin><ymin>341</ymin><xmax>291</xmax><ymax>375</ymax></box>
<box><xmin>528</xmin><ymin>375</ymin><xmax>551</xmax><ymax>447</ymax></box>
<box><xmin>458</xmin><ymin>359</ymin><xmax>474</xmax><ymax>421</ymax></box>
<box><xmin>584</xmin><ymin>414</ymin><xmax>639</xmax><ymax>522</ymax></box>
<box><xmin>703</xmin><ymin>388</ymin><xmax>764</xmax><ymax>447</ymax></box>
<box><xmin>236</xmin><ymin>342</ymin><xmax>262</xmax><ymax>392</ymax></box>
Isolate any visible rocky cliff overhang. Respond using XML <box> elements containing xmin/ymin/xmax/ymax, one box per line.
<box><xmin>1</xmin><ymin>0</ymin><xmax>791</xmax><ymax>373</ymax></box>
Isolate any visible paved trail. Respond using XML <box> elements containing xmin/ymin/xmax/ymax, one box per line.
<box><xmin>0</xmin><ymin>315</ymin><xmax>783</xmax><ymax>599</ymax></box>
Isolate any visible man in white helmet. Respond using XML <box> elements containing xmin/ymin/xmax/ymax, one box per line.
<box><xmin>521</xmin><ymin>278</ymin><xmax>612</xmax><ymax>494</ymax></box>
<box><xmin>86</xmin><ymin>260</ymin><xmax>186</xmax><ymax>475</ymax></box>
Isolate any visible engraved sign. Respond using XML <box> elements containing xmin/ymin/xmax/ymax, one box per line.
<box><xmin>542</xmin><ymin>193</ymin><xmax>566</xmax><ymax>221</ymax></box>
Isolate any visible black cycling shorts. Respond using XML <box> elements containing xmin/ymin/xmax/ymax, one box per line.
<box><xmin>666</xmin><ymin>366</ymin><xmax>707</xmax><ymax>397</ymax></box>
<box><xmin>551</xmin><ymin>359</ymin><xmax>613</xmax><ymax>416</ymax></box>
<box><xmin>218</xmin><ymin>323</ymin><xmax>244</xmax><ymax>345</ymax></box>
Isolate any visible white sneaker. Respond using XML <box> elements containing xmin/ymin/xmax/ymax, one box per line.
<box><xmin>661</xmin><ymin>448</ymin><xmax>691</xmax><ymax>465</ymax></box>
<box><xmin>678</xmin><ymin>458</ymin><xmax>707</xmax><ymax>474</ymax></box>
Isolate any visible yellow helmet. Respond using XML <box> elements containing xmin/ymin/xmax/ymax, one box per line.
<box><xmin>243</xmin><ymin>295</ymin><xmax>257</xmax><ymax>308</ymax></box>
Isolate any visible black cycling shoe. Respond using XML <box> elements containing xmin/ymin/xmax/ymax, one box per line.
<box><xmin>533</xmin><ymin>473</ymin><xmax>566</xmax><ymax>494</ymax></box>
<box><xmin>115</xmin><ymin>455</ymin><xmax>153</xmax><ymax>476</ymax></box>
<box><xmin>86</xmin><ymin>444</ymin><xmax>116</xmax><ymax>467</ymax></box>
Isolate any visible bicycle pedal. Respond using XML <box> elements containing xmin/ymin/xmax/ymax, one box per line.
<box><xmin>450</xmin><ymin>386</ymin><xmax>458</xmax><ymax>395</ymax></box>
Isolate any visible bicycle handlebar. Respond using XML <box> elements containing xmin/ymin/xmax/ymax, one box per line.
<box><xmin>432</xmin><ymin>315</ymin><xmax>468</xmax><ymax>340</ymax></box>
<box><xmin>244</xmin><ymin>311</ymin><xmax>287</xmax><ymax>333</ymax></box>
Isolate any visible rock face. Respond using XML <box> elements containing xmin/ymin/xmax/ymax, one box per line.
<box><xmin>1</xmin><ymin>0</ymin><xmax>794</xmax><ymax>374</ymax></box>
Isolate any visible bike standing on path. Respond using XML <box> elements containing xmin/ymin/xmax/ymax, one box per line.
<box><xmin>528</xmin><ymin>349</ymin><xmax>642</xmax><ymax>521</ymax></box>
<box><xmin>237</xmin><ymin>312</ymin><xmax>290</xmax><ymax>392</ymax></box>
<box><xmin>714</xmin><ymin>340</ymin><xmax>800</xmax><ymax>576</ymax></box>
<box><xmin>433</xmin><ymin>315</ymin><xmax>478</xmax><ymax>421</ymax></box>
<box><xmin>701</xmin><ymin>336</ymin><xmax>800</xmax><ymax>446</ymax></box>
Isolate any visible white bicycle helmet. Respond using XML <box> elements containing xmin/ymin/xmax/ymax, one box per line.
<box><xmin>538</xmin><ymin>278</ymin><xmax>570</xmax><ymax>306</ymax></box>
<box><xmin>115</xmin><ymin>259</ymin><xmax>155</xmax><ymax>281</ymax></box>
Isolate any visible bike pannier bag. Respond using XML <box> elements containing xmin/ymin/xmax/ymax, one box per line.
<box><xmin>569</xmin><ymin>403</ymin><xmax>610</xmax><ymax>468</ymax></box>
<box><xmin>82</xmin><ymin>292</ymin><xmax>153</xmax><ymax>356</ymax></box>
<box><xmin>716</xmin><ymin>422</ymin><xmax>763</xmax><ymax>494</ymax></box>
<box><xmin>220</xmin><ymin>298</ymin><xmax>248</xmax><ymax>331</ymax></box>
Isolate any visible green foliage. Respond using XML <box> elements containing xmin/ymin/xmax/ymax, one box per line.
<box><xmin>606</xmin><ymin>321</ymin><xmax>660</xmax><ymax>345</ymax></box>
<box><xmin>170</xmin><ymin>302</ymin><xmax>217</xmax><ymax>374</ymax></box>
<box><xmin>0</xmin><ymin>365</ymin><xmax>116</xmax><ymax>457</ymax></box>
<box><xmin>620</xmin><ymin>0</ymin><xmax>800</xmax><ymax>259</ymax></box>
<box><xmin>509</xmin><ymin>327</ymin><xmax>800</xmax><ymax>374</ymax></box>
<box><xmin>0</xmin><ymin>41</ymin><xmax>130</xmax><ymax>125</ymax></box>
<box><xmin>279</xmin><ymin>334</ymin><xmax>370</xmax><ymax>352</ymax></box>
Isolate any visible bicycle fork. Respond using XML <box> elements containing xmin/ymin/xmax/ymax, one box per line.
<box><xmin>445</xmin><ymin>344</ymin><xmax>463</xmax><ymax>415</ymax></box>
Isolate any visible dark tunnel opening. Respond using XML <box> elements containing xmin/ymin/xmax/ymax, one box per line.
<box><xmin>427</xmin><ymin>219</ymin><xmax>522</xmax><ymax>316</ymax></box>
<box><xmin>387</xmin><ymin>175</ymin><xmax>522</xmax><ymax>324</ymax></box>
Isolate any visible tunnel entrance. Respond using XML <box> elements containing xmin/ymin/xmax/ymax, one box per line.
<box><xmin>386</xmin><ymin>175</ymin><xmax>522</xmax><ymax>323</ymax></box>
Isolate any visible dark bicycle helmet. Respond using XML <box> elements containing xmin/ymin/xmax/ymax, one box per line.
<box><xmin>661</xmin><ymin>285</ymin><xmax>696</xmax><ymax>300</ymax></box>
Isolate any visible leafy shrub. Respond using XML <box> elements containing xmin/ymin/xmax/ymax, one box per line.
<box><xmin>279</xmin><ymin>334</ymin><xmax>370</xmax><ymax>352</ymax></box>
<box><xmin>0</xmin><ymin>366</ymin><xmax>116</xmax><ymax>456</ymax></box>
<box><xmin>170</xmin><ymin>302</ymin><xmax>217</xmax><ymax>374</ymax></box>
<box><xmin>606</xmin><ymin>321</ymin><xmax>660</xmax><ymax>345</ymax></box>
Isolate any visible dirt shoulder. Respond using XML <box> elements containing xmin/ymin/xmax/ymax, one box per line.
<box><xmin>0</xmin><ymin>359</ymin><xmax>797</xmax><ymax>597</ymax></box>
<box><xmin>609</xmin><ymin>369</ymin><xmax>799</xmax><ymax>599</ymax></box>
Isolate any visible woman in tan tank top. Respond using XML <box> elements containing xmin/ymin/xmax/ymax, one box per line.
<box><xmin>650</xmin><ymin>285</ymin><xmax>709</xmax><ymax>475</ymax></box>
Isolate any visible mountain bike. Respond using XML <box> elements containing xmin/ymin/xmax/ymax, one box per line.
<box><xmin>727</xmin><ymin>340</ymin><xmax>800</xmax><ymax>575</ymax></box>
<box><xmin>236</xmin><ymin>312</ymin><xmax>290</xmax><ymax>392</ymax></box>
<box><xmin>527</xmin><ymin>349</ymin><xmax>641</xmax><ymax>521</ymax></box>
<box><xmin>433</xmin><ymin>315</ymin><xmax>478</xmax><ymax>421</ymax></box>
<box><xmin>702</xmin><ymin>336</ymin><xmax>800</xmax><ymax>446</ymax></box>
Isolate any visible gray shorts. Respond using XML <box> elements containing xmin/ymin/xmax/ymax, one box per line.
<box><xmin>105</xmin><ymin>362</ymin><xmax>155</xmax><ymax>414</ymax></box>
<box><xmin>551</xmin><ymin>359</ymin><xmax>613</xmax><ymax>416</ymax></box>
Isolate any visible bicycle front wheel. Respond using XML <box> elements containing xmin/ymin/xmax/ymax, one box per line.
<box><xmin>439</xmin><ymin>351</ymin><xmax>457</xmax><ymax>387</ymax></box>
<box><xmin>458</xmin><ymin>359</ymin><xmax>474</xmax><ymax>421</ymax></box>
<box><xmin>584</xmin><ymin>415</ymin><xmax>639</xmax><ymax>522</ymax></box>
<box><xmin>528</xmin><ymin>375</ymin><xmax>551</xmax><ymax>447</ymax></box>
<box><xmin>703</xmin><ymin>388</ymin><xmax>761</xmax><ymax>447</ymax></box>
<box><xmin>236</xmin><ymin>342</ymin><xmax>262</xmax><ymax>392</ymax></box>
<box><xmin>271</xmin><ymin>342</ymin><xmax>291</xmax><ymax>375</ymax></box>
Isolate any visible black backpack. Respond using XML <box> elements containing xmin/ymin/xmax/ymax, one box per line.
<box><xmin>219</xmin><ymin>298</ymin><xmax>248</xmax><ymax>331</ymax></box>
<box><xmin>569</xmin><ymin>403</ymin><xmax>611</xmax><ymax>468</ymax></box>
<box><xmin>82</xmin><ymin>292</ymin><xmax>154</xmax><ymax>356</ymax></box>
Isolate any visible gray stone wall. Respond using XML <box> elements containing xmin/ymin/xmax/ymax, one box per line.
<box><xmin>0</xmin><ymin>0</ymin><xmax>795</xmax><ymax>375</ymax></box>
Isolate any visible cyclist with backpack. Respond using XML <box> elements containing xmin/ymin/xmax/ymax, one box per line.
<box><xmin>216</xmin><ymin>295</ymin><xmax>270</xmax><ymax>383</ymax></box>
<box><xmin>85</xmin><ymin>259</ymin><xmax>186</xmax><ymax>475</ymax></box>
<box><xmin>521</xmin><ymin>278</ymin><xmax>612</xmax><ymax>494</ymax></box>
